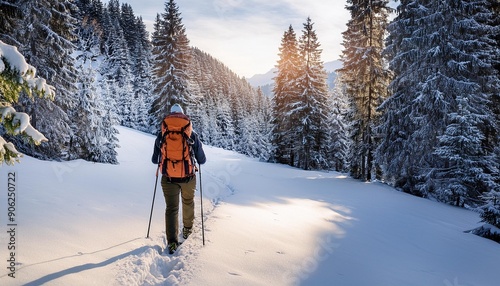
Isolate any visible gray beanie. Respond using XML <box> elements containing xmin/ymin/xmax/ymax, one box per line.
<box><xmin>170</xmin><ymin>103</ymin><xmax>184</xmax><ymax>114</ymax></box>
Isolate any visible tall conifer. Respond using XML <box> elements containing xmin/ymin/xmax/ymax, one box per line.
<box><xmin>377</xmin><ymin>0</ymin><xmax>499</xmax><ymax>203</ymax></box>
<box><xmin>272</xmin><ymin>25</ymin><xmax>301</xmax><ymax>166</ymax></box>
<box><xmin>151</xmin><ymin>0</ymin><xmax>191</xmax><ymax>128</ymax></box>
<box><xmin>296</xmin><ymin>17</ymin><xmax>330</xmax><ymax>170</ymax></box>
<box><xmin>339</xmin><ymin>0</ymin><xmax>391</xmax><ymax>180</ymax></box>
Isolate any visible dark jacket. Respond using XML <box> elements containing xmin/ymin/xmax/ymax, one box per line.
<box><xmin>151</xmin><ymin>130</ymin><xmax>206</xmax><ymax>166</ymax></box>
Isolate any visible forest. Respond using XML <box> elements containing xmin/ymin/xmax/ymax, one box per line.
<box><xmin>0</xmin><ymin>0</ymin><xmax>499</xmax><ymax>227</ymax></box>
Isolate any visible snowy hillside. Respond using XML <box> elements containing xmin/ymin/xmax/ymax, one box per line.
<box><xmin>247</xmin><ymin>60</ymin><xmax>342</xmax><ymax>88</ymax></box>
<box><xmin>0</xmin><ymin>126</ymin><xmax>498</xmax><ymax>286</ymax></box>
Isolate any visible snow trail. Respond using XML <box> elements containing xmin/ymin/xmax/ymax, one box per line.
<box><xmin>1</xmin><ymin>127</ymin><xmax>499</xmax><ymax>286</ymax></box>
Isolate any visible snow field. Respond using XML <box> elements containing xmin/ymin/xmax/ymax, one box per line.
<box><xmin>0</xmin><ymin>126</ymin><xmax>498</xmax><ymax>286</ymax></box>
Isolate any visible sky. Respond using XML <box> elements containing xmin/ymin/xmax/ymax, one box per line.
<box><xmin>104</xmin><ymin>0</ymin><xmax>397</xmax><ymax>78</ymax></box>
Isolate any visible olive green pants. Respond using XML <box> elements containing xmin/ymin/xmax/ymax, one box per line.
<box><xmin>161</xmin><ymin>175</ymin><xmax>196</xmax><ymax>244</ymax></box>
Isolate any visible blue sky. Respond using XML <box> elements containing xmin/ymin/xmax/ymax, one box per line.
<box><xmin>104</xmin><ymin>0</ymin><xmax>397</xmax><ymax>78</ymax></box>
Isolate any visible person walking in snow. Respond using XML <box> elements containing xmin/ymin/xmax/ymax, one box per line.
<box><xmin>151</xmin><ymin>103</ymin><xmax>206</xmax><ymax>254</ymax></box>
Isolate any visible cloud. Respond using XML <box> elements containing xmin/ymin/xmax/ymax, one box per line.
<box><xmin>177</xmin><ymin>0</ymin><xmax>350</xmax><ymax>76</ymax></box>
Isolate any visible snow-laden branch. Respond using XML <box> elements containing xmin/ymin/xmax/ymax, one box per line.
<box><xmin>0</xmin><ymin>135</ymin><xmax>20</xmax><ymax>163</ymax></box>
<box><xmin>0</xmin><ymin>106</ymin><xmax>48</xmax><ymax>143</ymax></box>
<box><xmin>0</xmin><ymin>40</ymin><xmax>54</xmax><ymax>165</ymax></box>
<box><xmin>0</xmin><ymin>105</ymin><xmax>49</xmax><ymax>164</ymax></box>
<box><xmin>0</xmin><ymin>40</ymin><xmax>55</xmax><ymax>99</ymax></box>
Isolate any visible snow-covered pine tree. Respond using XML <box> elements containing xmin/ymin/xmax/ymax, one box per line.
<box><xmin>339</xmin><ymin>0</ymin><xmax>391</xmax><ymax>181</ymax></box>
<box><xmin>131</xmin><ymin>16</ymin><xmax>154</xmax><ymax>133</ymax></box>
<box><xmin>118</xmin><ymin>2</ymin><xmax>139</xmax><ymax>129</ymax></box>
<box><xmin>433</xmin><ymin>94</ymin><xmax>497</xmax><ymax>206</ymax></box>
<box><xmin>429</xmin><ymin>0</ymin><xmax>499</xmax><ymax>206</ymax></box>
<box><xmin>10</xmin><ymin>0</ymin><xmax>78</xmax><ymax>160</ymax></box>
<box><xmin>238</xmin><ymin>113</ymin><xmax>258</xmax><ymax>157</ymax></box>
<box><xmin>379</xmin><ymin>1</ymin><xmax>498</xmax><ymax>199</ymax></box>
<box><xmin>150</xmin><ymin>0</ymin><xmax>192</xmax><ymax>129</ymax></box>
<box><xmin>214</xmin><ymin>94</ymin><xmax>235</xmax><ymax>150</ymax></box>
<box><xmin>228</xmin><ymin>68</ymin><xmax>263</xmax><ymax>155</ymax></box>
<box><xmin>378</xmin><ymin>0</ymin><xmax>499</xmax><ymax>200</ymax></box>
<box><xmin>479</xmin><ymin>188</ymin><xmax>500</xmax><ymax>229</ymax></box>
<box><xmin>188</xmin><ymin>46</ymin><xmax>264</xmax><ymax>154</ymax></box>
<box><xmin>376</xmin><ymin>0</ymin><xmax>425</xmax><ymax>194</ymax></box>
<box><xmin>234</xmin><ymin>79</ymin><xmax>260</xmax><ymax>157</ymax></box>
<box><xmin>296</xmin><ymin>17</ymin><xmax>330</xmax><ymax>170</ymax></box>
<box><xmin>484</xmin><ymin>0</ymin><xmax>499</xmax><ymax>195</ymax></box>
<box><xmin>117</xmin><ymin>3</ymin><xmax>153</xmax><ymax>132</ymax></box>
<box><xmin>272</xmin><ymin>25</ymin><xmax>302</xmax><ymax>166</ymax></box>
<box><xmin>100</xmin><ymin>0</ymin><xmax>134</xmax><ymax>127</ymax></box>
<box><xmin>474</xmin><ymin>0</ymin><xmax>500</xmax><ymax>224</ymax></box>
<box><xmin>149</xmin><ymin>13</ymin><xmax>165</xmax><ymax>130</ymax></box>
<box><xmin>328</xmin><ymin>74</ymin><xmax>352</xmax><ymax>172</ymax></box>
<box><xmin>118</xmin><ymin>3</ymin><xmax>136</xmax><ymax>48</ymax></box>
<box><xmin>73</xmin><ymin>17</ymin><xmax>118</xmax><ymax>164</ymax></box>
<box><xmin>76</xmin><ymin>0</ymin><xmax>122</xmax><ymax>149</ymax></box>
<box><xmin>255</xmin><ymin>87</ymin><xmax>273</xmax><ymax>161</ymax></box>
<box><xmin>0</xmin><ymin>0</ymin><xmax>22</xmax><ymax>45</ymax></box>
<box><xmin>86</xmin><ymin>0</ymin><xmax>105</xmax><ymax>24</ymax></box>
<box><xmin>225</xmin><ymin>70</ymin><xmax>243</xmax><ymax>151</ymax></box>
<box><xmin>185</xmin><ymin>47</ymin><xmax>204</xmax><ymax>136</ymax></box>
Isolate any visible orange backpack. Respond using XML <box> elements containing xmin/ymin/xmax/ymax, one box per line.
<box><xmin>160</xmin><ymin>113</ymin><xmax>196</xmax><ymax>182</ymax></box>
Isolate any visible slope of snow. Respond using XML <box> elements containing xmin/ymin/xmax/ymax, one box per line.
<box><xmin>0</xmin><ymin>126</ymin><xmax>498</xmax><ymax>286</ymax></box>
<box><xmin>247</xmin><ymin>60</ymin><xmax>342</xmax><ymax>88</ymax></box>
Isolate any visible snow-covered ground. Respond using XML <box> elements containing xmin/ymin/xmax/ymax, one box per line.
<box><xmin>0</xmin><ymin>126</ymin><xmax>498</xmax><ymax>286</ymax></box>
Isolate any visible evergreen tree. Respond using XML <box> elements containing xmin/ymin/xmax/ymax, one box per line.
<box><xmin>73</xmin><ymin>17</ymin><xmax>118</xmax><ymax>164</ymax></box>
<box><xmin>328</xmin><ymin>74</ymin><xmax>352</xmax><ymax>172</ymax></box>
<box><xmin>431</xmin><ymin>0</ymin><xmax>499</xmax><ymax>206</ymax></box>
<box><xmin>11</xmin><ymin>0</ymin><xmax>78</xmax><ymax>160</ymax></box>
<box><xmin>131</xmin><ymin>16</ymin><xmax>154</xmax><ymax>133</ymax></box>
<box><xmin>272</xmin><ymin>25</ymin><xmax>301</xmax><ymax>166</ymax></box>
<box><xmin>296</xmin><ymin>17</ymin><xmax>330</xmax><ymax>170</ymax></box>
<box><xmin>485</xmin><ymin>0</ymin><xmax>500</xmax><ymax>197</ymax></box>
<box><xmin>0</xmin><ymin>0</ymin><xmax>22</xmax><ymax>45</ymax></box>
<box><xmin>376</xmin><ymin>0</ymin><xmax>424</xmax><ymax>193</ymax></box>
<box><xmin>185</xmin><ymin>47</ymin><xmax>204</xmax><ymax>135</ymax></box>
<box><xmin>377</xmin><ymin>0</ymin><xmax>499</xmax><ymax>202</ymax></box>
<box><xmin>214</xmin><ymin>94</ymin><xmax>235</xmax><ymax>149</ymax></box>
<box><xmin>115</xmin><ymin>3</ymin><xmax>153</xmax><ymax>132</ymax></box>
<box><xmin>475</xmin><ymin>0</ymin><xmax>500</xmax><ymax>224</ymax></box>
<box><xmin>151</xmin><ymin>0</ymin><xmax>191</xmax><ymax>128</ymax></box>
<box><xmin>149</xmin><ymin>13</ymin><xmax>165</xmax><ymax>131</ymax></box>
<box><xmin>119</xmin><ymin>3</ymin><xmax>137</xmax><ymax>48</ymax></box>
<box><xmin>339</xmin><ymin>0</ymin><xmax>391</xmax><ymax>181</ymax></box>
<box><xmin>479</xmin><ymin>188</ymin><xmax>500</xmax><ymax>228</ymax></box>
<box><xmin>433</xmin><ymin>95</ymin><xmax>497</xmax><ymax>206</ymax></box>
<box><xmin>255</xmin><ymin>87</ymin><xmax>274</xmax><ymax>161</ymax></box>
<box><xmin>100</xmin><ymin>0</ymin><xmax>134</xmax><ymax>127</ymax></box>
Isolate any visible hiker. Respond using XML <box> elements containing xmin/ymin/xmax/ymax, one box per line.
<box><xmin>151</xmin><ymin>103</ymin><xmax>206</xmax><ymax>254</ymax></box>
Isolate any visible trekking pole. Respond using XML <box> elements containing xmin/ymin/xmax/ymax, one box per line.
<box><xmin>199</xmin><ymin>163</ymin><xmax>205</xmax><ymax>246</ymax></box>
<box><xmin>146</xmin><ymin>165</ymin><xmax>160</xmax><ymax>238</ymax></box>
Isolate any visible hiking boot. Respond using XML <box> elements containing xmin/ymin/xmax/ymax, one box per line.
<box><xmin>182</xmin><ymin>227</ymin><xmax>192</xmax><ymax>239</ymax></box>
<box><xmin>167</xmin><ymin>242</ymin><xmax>178</xmax><ymax>254</ymax></box>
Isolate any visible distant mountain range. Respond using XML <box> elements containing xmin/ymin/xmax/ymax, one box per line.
<box><xmin>247</xmin><ymin>60</ymin><xmax>343</xmax><ymax>96</ymax></box>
